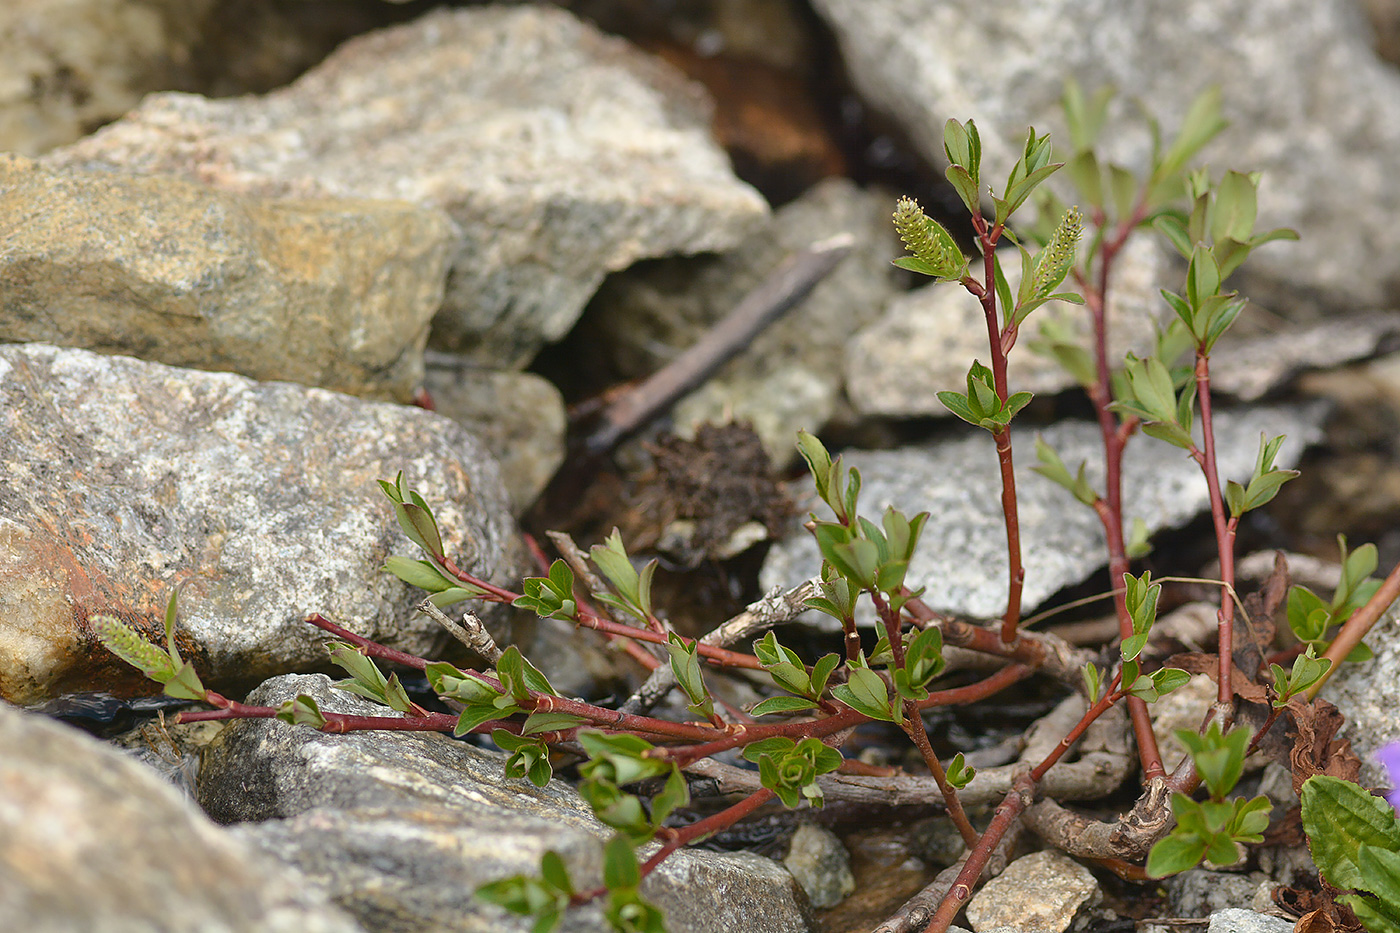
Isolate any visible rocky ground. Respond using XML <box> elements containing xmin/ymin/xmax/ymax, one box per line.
<box><xmin>4</xmin><ymin>2</ymin><xmax>1400</xmax><ymax>932</ymax></box>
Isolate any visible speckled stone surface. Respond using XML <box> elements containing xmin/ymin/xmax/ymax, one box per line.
<box><xmin>0</xmin><ymin>153</ymin><xmax>452</xmax><ymax>402</ymax></box>
<box><xmin>0</xmin><ymin>343</ymin><xmax>522</xmax><ymax>703</ymax></box>
<box><xmin>0</xmin><ymin>699</ymin><xmax>364</xmax><ymax>932</ymax></box>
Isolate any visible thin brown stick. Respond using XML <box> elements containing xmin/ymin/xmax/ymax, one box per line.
<box><xmin>583</xmin><ymin>234</ymin><xmax>855</xmax><ymax>455</ymax></box>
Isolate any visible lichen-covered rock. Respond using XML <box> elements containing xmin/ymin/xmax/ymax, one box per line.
<box><xmin>0</xmin><ymin>699</ymin><xmax>365</xmax><ymax>932</ymax></box>
<box><xmin>46</xmin><ymin>5</ymin><xmax>768</xmax><ymax>367</ymax></box>
<box><xmin>762</xmin><ymin>404</ymin><xmax>1323</xmax><ymax>622</ymax></box>
<box><xmin>583</xmin><ymin>177</ymin><xmax>900</xmax><ymax>463</ymax></box>
<box><xmin>809</xmin><ymin>0</ymin><xmax>1400</xmax><ymax>317</ymax></box>
<box><xmin>203</xmin><ymin>674</ymin><xmax>814</xmax><ymax>933</ymax></box>
<box><xmin>0</xmin><ymin>343</ymin><xmax>522</xmax><ymax>704</ymax></box>
<box><xmin>0</xmin><ymin>153</ymin><xmax>453</xmax><ymax>401</ymax></box>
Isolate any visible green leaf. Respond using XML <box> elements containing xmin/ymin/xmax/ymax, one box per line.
<box><xmin>750</xmin><ymin>695</ymin><xmax>819</xmax><ymax>717</ymax></box>
<box><xmin>522</xmin><ymin>710</ymin><xmax>586</xmax><ymax>735</ymax></box>
<box><xmin>1033</xmin><ymin>436</ymin><xmax>1098</xmax><ymax>507</ymax></box>
<box><xmin>496</xmin><ymin>645</ymin><xmax>558</xmax><ymax>701</ymax></box>
<box><xmin>666</xmin><ymin>632</ymin><xmax>715</xmax><ymax>720</ymax></box>
<box><xmin>832</xmin><ymin>667</ymin><xmax>898</xmax><ymax>723</ymax></box>
<box><xmin>1301</xmin><ymin>775</ymin><xmax>1400</xmax><ymax>891</ymax></box>
<box><xmin>1147</xmin><ymin>825</ymin><xmax>1209</xmax><ymax>878</ymax></box>
<box><xmin>493</xmin><ymin>729</ymin><xmax>554</xmax><ymax>788</ymax></box>
<box><xmin>945</xmin><ymin>751</ymin><xmax>976</xmax><ymax>789</ymax></box>
<box><xmin>1155</xmin><ymin>86</ymin><xmax>1227</xmax><ymax>180</ymax></box>
<box><xmin>1082</xmin><ymin>662</ymin><xmax>1103</xmax><ymax>703</ymax></box>
<box><xmin>937</xmin><ymin>390</ymin><xmax>978</xmax><ymax>426</ymax></box>
<box><xmin>383</xmin><ymin>555</ymin><xmax>457</xmax><ymax>593</ymax></box>
<box><xmin>577</xmin><ymin>731</ymin><xmax>670</xmax><ymax>787</ymax></box>
<box><xmin>276</xmin><ymin>694</ymin><xmax>328</xmax><ymax>729</ymax></box>
<box><xmin>809</xmin><ymin>653</ymin><xmax>841</xmax><ymax>699</ymax></box>
<box><xmin>602</xmin><ymin>834</ymin><xmax>642</xmax><ymax>892</ymax></box>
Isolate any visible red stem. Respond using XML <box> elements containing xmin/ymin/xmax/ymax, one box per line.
<box><xmin>1192</xmin><ymin>351</ymin><xmax>1237</xmax><ymax>713</ymax></box>
<box><xmin>924</xmin><ymin>681</ymin><xmax>1126</xmax><ymax>933</ymax></box>
<box><xmin>1077</xmin><ymin>208</ymin><xmax>1166</xmax><ymax>779</ymax></box>
<box><xmin>434</xmin><ymin>557</ymin><xmax>763</xmax><ymax>670</ymax></box>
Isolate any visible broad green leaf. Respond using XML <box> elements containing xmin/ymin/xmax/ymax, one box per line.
<box><xmin>1301</xmin><ymin>775</ymin><xmax>1400</xmax><ymax>891</ymax></box>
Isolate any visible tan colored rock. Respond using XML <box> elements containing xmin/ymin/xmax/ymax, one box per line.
<box><xmin>0</xmin><ymin>153</ymin><xmax>453</xmax><ymax>401</ymax></box>
<box><xmin>965</xmin><ymin>850</ymin><xmax>1099</xmax><ymax>933</ymax></box>
<box><xmin>47</xmin><ymin>5</ymin><xmax>768</xmax><ymax>367</ymax></box>
<box><xmin>0</xmin><ymin>0</ymin><xmax>215</xmax><ymax>155</ymax></box>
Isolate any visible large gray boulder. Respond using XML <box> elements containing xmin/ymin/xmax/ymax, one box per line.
<box><xmin>0</xmin><ymin>698</ymin><xmax>365</xmax><ymax>933</ymax></box>
<box><xmin>0</xmin><ymin>343</ymin><xmax>523</xmax><ymax>704</ymax></box>
<box><xmin>46</xmin><ymin>5</ymin><xmax>769</xmax><ymax>367</ymax></box>
<box><xmin>810</xmin><ymin>0</ymin><xmax>1400</xmax><ymax>315</ymax></box>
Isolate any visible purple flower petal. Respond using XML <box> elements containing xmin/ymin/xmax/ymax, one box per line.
<box><xmin>1378</xmin><ymin>741</ymin><xmax>1400</xmax><ymax>813</ymax></box>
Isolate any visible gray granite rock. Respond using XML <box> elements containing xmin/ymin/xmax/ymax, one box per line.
<box><xmin>203</xmin><ymin>674</ymin><xmax>813</xmax><ymax>933</ymax></box>
<box><xmin>585</xmin><ymin>177</ymin><xmax>901</xmax><ymax>463</ymax></box>
<box><xmin>762</xmin><ymin>404</ymin><xmax>1323</xmax><ymax>621</ymax></box>
<box><xmin>1165</xmin><ymin>870</ymin><xmax>1276</xmax><ymax>920</ymax></box>
<box><xmin>0</xmin><ymin>153</ymin><xmax>453</xmax><ymax>402</ymax></box>
<box><xmin>1207</xmin><ymin>908</ymin><xmax>1294</xmax><ymax>933</ymax></box>
<box><xmin>421</xmin><ymin>358</ymin><xmax>567</xmax><ymax>515</ymax></box>
<box><xmin>0</xmin><ymin>698</ymin><xmax>364</xmax><ymax>933</ymax></box>
<box><xmin>783</xmin><ymin>822</ymin><xmax>855</xmax><ymax>909</ymax></box>
<box><xmin>1211</xmin><ymin>311</ymin><xmax>1400</xmax><ymax>401</ymax></box>
<box><xmin>47</xmin><ymin>5</ymin><xmax>768</xmax><ymax>367</ymax></box>
<box><xmin>1322</xmin><ymin>601</ymin><xmax>1400</xmax><ymax>791</ymax></box>
<box><xmin>0</xmin><ymin>343</ymin><xmax>523</xmax><ymax>704</ymax></box>
<box><xmin>846</xmin><ymin>236</ymin><xmax>1170</xmax><ymax>417</ymax></box>
<box><xmin>809</xmin><ymin>0</ymin><xmax>1400</xmax><ymax>317</ymax></box>
<box><xmin>964</xmin><ymin>850</ymin><xmax>1099</xmax><ymax>933</ymax></box>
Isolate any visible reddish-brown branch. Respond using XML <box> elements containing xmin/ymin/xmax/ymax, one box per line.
<box><xmin>1073</xmin><ymin>205</ymin><xmax>1166</xmax><ymax>779</ymax></box>
<box><xmin>433</xmin><ymin>558</ymin><xmax>763</xmax><ymax>671</ymax></box>
<box><xmin>1192</xmin><ymin>351</ymin><xmax>1236</xmax><ymax>714</ymax></box>
<box><xmin>903</xmin><ymin>704</ymin><xmax>979</xmax><ymax>847</ymax></box>
<box><xmin>924</xmin><ymin>682</ymin><xmax>1126</xmax><ymax>933</ymax></box>
<box><xmin>640</xmin><ymin>788</ymin><xmax>775</xmax><ymax>876</ymax></box>
<box><xmin>662</xmin><ymin>663</ymin><xmax>1031</xmax><ymax>768</ymax></box>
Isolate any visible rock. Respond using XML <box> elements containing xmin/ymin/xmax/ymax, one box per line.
<box><xmin>0</xmin><ymin>698</ymin><xmax>364</xmax><ymax>932</ymax></box>
<box><xmin>0</xmin><ymin>343</ymin><xmax>523</xmax><ymax>705</ymax></box>
<box><xmin>0</xmin><ymin>0</ymin><xmax>213</xmax><ymax>156</ymax></box>
<box><xmin>1211</xmin><ymin>311</ymin><xmax>1400</xmax><ymax>402</ymax></box>
<box><xmin>422</xmin><ymin>357</ymin><xmax>567</xmax><ymax>514</ymax></box>
<box><xmin>1207</xmin><ymin>908</ymin><xmax>1295</xmax><ymax>933</ymax></box>
<box><xmin>783</xmin><ymin>822</ymin><xmax>855</xmax><ymax>909</ymax></box>
<box><xmin>964</xmin><ymin>850</ymin><xmax>1099</xmax><ymax>933</ymax></box>
<box><xmin>202</xmin><ymin>674</ymin><xmax>814</xmax><ymax>933</ymax></box>
<box><xmin>47</xmin><ymin>5</ymin><xmax>768</xmax><ymax>367</ymax></box>
<box><xmin>846</xmin><ymin>236</ymin><xmax>1170</xmax><ymax>418</ymax></box>
<box><xmin>761</xmin><ymin>404</ymin><xmax>1323</xmax><ymax>621</ymax></box>
<box><xmin>0</xmin><ymin>153</ymin><xmax>453</xmax><ymax>402</ymax></box>
<box><xmin>584</xmin><ymin>177</ymin><xmax>901</xmax><ymax>463</ymax></box>
<box><xmin>1321</xmin><ymin>600</ymin><xmax>1400</xmax><ymax>791</ymax></box>
<box><xmin>808</xmin><ymin>0</ymin><xmax>1400</xmax><ymax>317</ymax></box>
<box><xmin>1165</xmin><ymin>870</ymin><xmax>1275</xmax><ymax>919</ymax></box>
